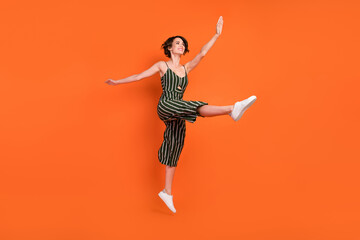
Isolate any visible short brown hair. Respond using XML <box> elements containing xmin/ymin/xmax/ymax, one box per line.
<box><xmin>161</xmin><ymin>36</ymin><xmax>190</xmax><ymax>58</ymax></box>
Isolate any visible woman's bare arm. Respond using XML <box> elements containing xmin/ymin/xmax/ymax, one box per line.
<box><xmin>105</xmin><ymin>61</ymin><xmax>161</xmax><ymax>85</ymax></box>
<box><xmin>185</xmin><ymin>16</ymin><xmax>223</xmax><ymax>73</ymax></box>
<box><xmin>200</xmin><ymin>15</ymin><xmax>222</xmax><ymax>56</ymax></box>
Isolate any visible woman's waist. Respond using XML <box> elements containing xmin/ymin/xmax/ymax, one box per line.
<box><xmin>159</xmin><ymin>96</ymin><xmax>183</xmax><ymax>100</ymax></box>
<box><xmin>162</xmin><ymin>89</ymin><xmax>185</xmax><ymax>93</ymax></box>
<box><xmin>160</xmin><ymin>91</ymin><xmax>183</xmax><ymax>98</ymax></box>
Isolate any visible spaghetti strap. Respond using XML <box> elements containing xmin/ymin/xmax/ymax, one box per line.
<box><xmin>164</xmin><ymin>61</ymin><xmax>186</xmax><ymax>75</ymax></box>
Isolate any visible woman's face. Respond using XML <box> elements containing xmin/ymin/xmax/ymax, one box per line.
<box><xmin>169</xmin><ymin>37</ymin><xmax>185</xmax><ymax>55</ymax></box>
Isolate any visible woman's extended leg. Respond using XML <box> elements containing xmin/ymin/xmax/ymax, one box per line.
<box><xmin>197</xmin><ymin>96</ymin><xmax>257</xmax><ymax>120</ymax></box>
<box><xmin>197</xmin><ymin>104</ymin><xmax>234</xmax><ymax>117</ymax></box>
<box><xmin>165</xmin><ymin>165</ymin><xmax>176</xmax><ymax>195</ymax></box>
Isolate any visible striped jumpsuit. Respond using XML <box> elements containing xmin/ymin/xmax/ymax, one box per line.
<box><xmin>157</xmin><ymin>61</ymin><xmax>208</xmax><ymax>167</ymax></box>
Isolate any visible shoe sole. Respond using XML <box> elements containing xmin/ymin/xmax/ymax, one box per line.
<box><xmin>234</xmin><ymin>95</ymin><xmax>257</xmax><ymax>121</ymax></box>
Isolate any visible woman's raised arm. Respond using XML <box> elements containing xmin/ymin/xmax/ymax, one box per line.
<box><xmin>201</xmin><ymin>16</ymin><xmax>223</xmax><ymax>55</ymax></box>
<box><xmin>185</xmin><ymin>16</ymin><xmax>223</xmax><ymax>73</ymax></box>
<box><xmin>105</xmin><ymin>61</ymin><xmax>162</xmax><ymax>85</ymax></box>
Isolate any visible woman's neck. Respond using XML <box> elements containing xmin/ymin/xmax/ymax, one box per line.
<box><xmin>169</xmin><ymin>55</ymin><xmax>181</xmax><ymax>67</ymax></box>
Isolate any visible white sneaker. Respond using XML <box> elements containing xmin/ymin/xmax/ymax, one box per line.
<box><xmin>158</xmin><ymin>189</ymin><xmax>176</xmax><ymax>213</ymax></box>
<box><xmin>229</xmin><ymin>95</ymin><xmax>257</xmax><ymax>121</ymax></box>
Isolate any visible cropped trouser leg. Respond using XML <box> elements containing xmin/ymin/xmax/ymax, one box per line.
<box><xmin>158</xmin><ymin>119</ymin><xmax>186</xmax><ymax>167</ymax></box>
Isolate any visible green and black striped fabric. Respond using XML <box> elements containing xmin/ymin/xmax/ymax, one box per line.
<box><xmin>157</xmin><ymin>61</ymin><xmax>208</xmax><ymax>167</ymax></box>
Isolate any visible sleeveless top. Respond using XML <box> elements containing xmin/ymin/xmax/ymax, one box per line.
<box><xmin>159</xmin><ymin>61</ymin><xmax>188</xmax><ymax>100</ymax></box>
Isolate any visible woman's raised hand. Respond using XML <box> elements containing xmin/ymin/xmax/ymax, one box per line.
<box><xmin>216</xmin><ymin>16</ymin><xmax>223</xmax><ymax>36</ymax></box>
<box><xmin>105</xmin><ymin>79</ymin><xmax>118</xmax><ymax>86</ymax></box>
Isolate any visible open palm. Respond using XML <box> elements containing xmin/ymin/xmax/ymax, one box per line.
<box><xmin>216</xmin><ymin>16</ymin><xmax>223</xmax><ymax>35</ymax></box>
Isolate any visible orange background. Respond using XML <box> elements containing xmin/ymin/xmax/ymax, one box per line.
<box><xmin>1</xmin><ymin>0</ymin><xmax>359</xmax><ymax>239</ymax></box>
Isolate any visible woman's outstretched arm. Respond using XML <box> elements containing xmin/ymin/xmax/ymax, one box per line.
<box><xmin>201</xmin><ymin>16</ymin><xmax>223</xmax><ymax>55</ymax></box>
<box><xmin>185</xmin><ymin>16</ymin><xmax>223</xmax><ymax>73</ymax></box>
<box><xmin>105</xmin><ymin>61</ymin><xmax>161</xmax><ymax>85</ymax></box>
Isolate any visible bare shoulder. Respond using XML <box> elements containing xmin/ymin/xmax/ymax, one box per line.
<box><xmin>148</xmin><ymin>60</ymin><xmax>164</xmax><ymax>74</ymax></box>
<box><xmin>135</xmin><ymin>61</ymin><xmax>166</xmax><ymax>81</ymax></box>
<box><xmin>183</xmin><ymin>52</ymin><xmax>205</xmax><ymax>74</ymax></box>
<box><xmin>159</xmin><ymin>60</ymin><xmax>168</xmax><ymax>77</ymax></box>
<box><xmin>184</xmin><ymin>62</ymin><xmax>190</xmax><ymax>74</ymax></box>
<box><xmin>184</xmin><ymin>61</ymin><xmax>196</xmax><ymax>73</ymax></box>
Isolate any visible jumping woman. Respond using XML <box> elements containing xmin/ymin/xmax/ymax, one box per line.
<box><xmin>105</xmin><ymin>16</ymin><xmax>257</xmax><ymax>213</ymax></box>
